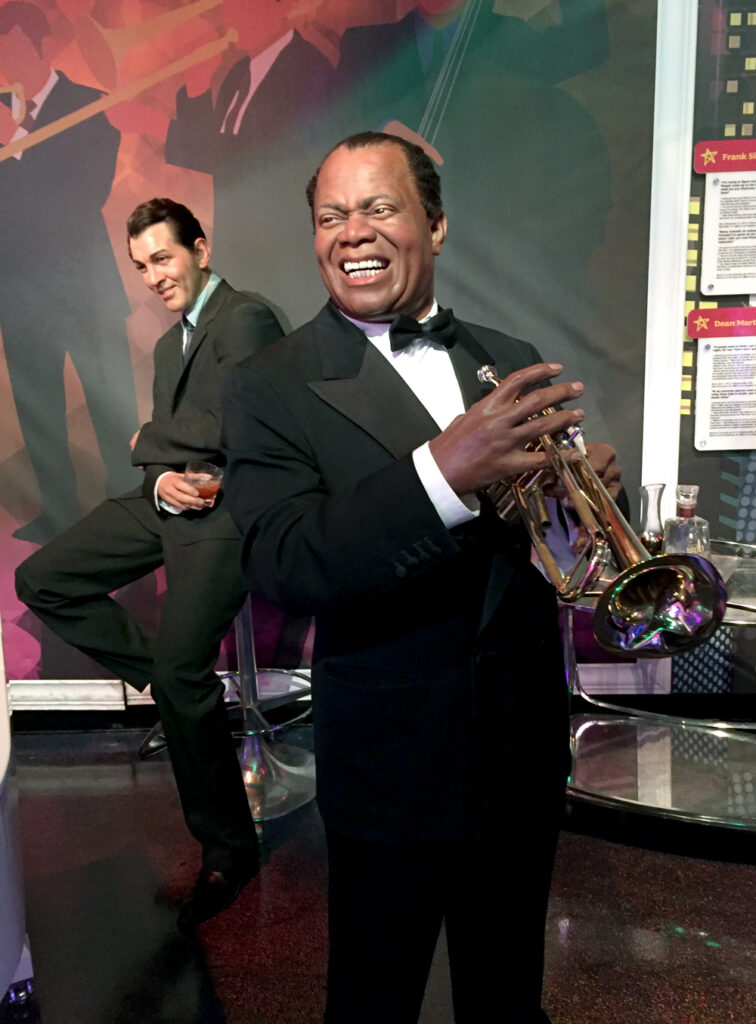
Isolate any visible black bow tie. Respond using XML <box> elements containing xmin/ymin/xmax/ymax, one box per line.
<box><xmin>388</xmin><ymin>308</ymin><xmax>456</xmax><ymax>352</ymax></box>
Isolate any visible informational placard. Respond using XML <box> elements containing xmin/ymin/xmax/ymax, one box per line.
<box><xmin>688</xmin><ymin>308</ymin><xmax>756</xmax><ymax>450</ymax></box>
<box><xmin>695</xmin><ymin>141</ymin><xmax>756</xmax><ymax>296</ymax></box>
<box><xmin>687</xmin><ymin>306</ymin><xmax>756</xmax><ymax>339</ymax></box>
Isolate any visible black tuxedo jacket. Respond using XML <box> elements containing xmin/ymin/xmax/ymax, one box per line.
<box><xmin>0</xmin><ymin>72</ymin><xmax>126</xmax><ymax>318</ymax></box>
<box><xmin>223</xmin><ymin>302</ymin><xmax>569</xmax><ymax>843</ymax></box>
<box><xmin>128</xmin><ymin>279</ymin><xmax>283</xmax><ymax>542</ymax></box>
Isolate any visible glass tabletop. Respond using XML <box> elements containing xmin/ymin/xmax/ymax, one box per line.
<box><xmin>569</xmin><ymin>714</ymin><xmax>756</xmax><ymax>830</ymax></box>
<box><xmin>710</xmin><ymin>541</ymin><xmax>756</xmax><ymax>626</ymax></box>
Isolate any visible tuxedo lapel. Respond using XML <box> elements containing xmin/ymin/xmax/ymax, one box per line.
<box><xmin>307</xmin><ymin>304</ymin><xmax>440</xmax><ymax>459</ymax></box>
<box><xmin>450</xmin><ymin>320</ymin><xmax>527</xmax><ymax>410</ymax></box>
<box><xmin>448</xmin><ymin>322</ymin><xmax>495</xmax><ymax>410</ymax></box>
<box><xmin>35</xmin><ymin>73</ymin><xmax>85</xmax><ymax>129</ymax></box>
<box><xmin>32</xmin><ymin>74</ymin><xmax>67</xmax><ymax>128</ymax></box>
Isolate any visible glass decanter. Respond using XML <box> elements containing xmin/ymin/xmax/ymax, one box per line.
<box><xmin>662</xmin><ymin>484</ymin><xmax>711</xmax><ymax>557</ymax></box>
<box><xmin>638</xmin><ymin>482</ymin><xmax>665</xmax><ymax>556</ymax></box>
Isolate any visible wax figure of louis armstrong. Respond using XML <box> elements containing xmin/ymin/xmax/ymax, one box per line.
<box><xmin>222</xmin><ymin>132</ymin><xmax>621</xmax><ymax>1021</ymax></box>
<box><xmin>16</xmin><ymin>198</ymin><xmax>283</xmax><ymax>931</ymax></box>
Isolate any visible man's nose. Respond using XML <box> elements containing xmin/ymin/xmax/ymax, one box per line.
<box><xmin>145</xmin><ymin>264</ymin><xmax>164</xmax><ymax>287</ymax></box>
<box><xmin>338</xmin><ymin>211</ymin><xmax>376</xmax><ymax>244</ymax></box>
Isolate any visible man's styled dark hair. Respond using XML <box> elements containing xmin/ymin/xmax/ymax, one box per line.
<box><xmin>126</xmin><ymin>198</ymin><xmax>206</xmax><ymax>251</ymax></box>
<box><xmin>0</xmin><ymin>1</ymin><xmax>50</xmax><ymax>55</ymax></box>
<box><xmin>305</xmin><ymin>131</ymin><xmax>443</xmax><ymax>222</ymax></box>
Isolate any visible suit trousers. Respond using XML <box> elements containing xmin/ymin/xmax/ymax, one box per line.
<box><xmin>15</xmin><ymin>496</ymin><xmax>257</xmax><ymax>872</ymax></box>
<box><xmin>2</xmin><ymin>301</ymin><xmax>140</xmax><ymax>532</ymax></box>
<box><xmin>324</xmin><ymin>815</ymin><xmax>560</xmax><ymax>1024</ymax></box>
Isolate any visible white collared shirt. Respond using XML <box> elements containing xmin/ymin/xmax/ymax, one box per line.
<box><xmin>10</xmin><ymin>68</ymin><xmax>58</xmax><ymax>161</ymax></box>
<box><xmin>220</xmin><ymin>32</ymin><xmax>294</xmax><ymax>135</ymax></box>
<box><xmin>342</xmin><ymin>307</ymin><xmax>578</xmax><ymax>565</ymax></box>
<box><xmin>341</xmin><ymin>304</ymin><xmax>479</xmax><ymax>529</ymax></box>
<box><xmin>181</xmin><ymin>272</ymin><xmax>221</xmax><ymax>353</ymax></box>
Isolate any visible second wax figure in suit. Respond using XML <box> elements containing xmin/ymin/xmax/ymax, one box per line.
<box><xmin>16</xmin><ymin>209</ymin><xmax>284</xmax><ymax>879</ymax></box>
<box><xmin>222</xmin><ymin>136</ymin><xmax>594</xmax><ymax>1022</ymax></box>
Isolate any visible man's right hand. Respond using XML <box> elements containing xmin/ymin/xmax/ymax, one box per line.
<box><xmin>157</xmin><ymin>472</ymin><xmax>213</xmax><ymax>511</ymax></box>
<box><xmin>428</xmin><ymin>362</ymin><xmax>585</xmax><ymax>496</ymax></box>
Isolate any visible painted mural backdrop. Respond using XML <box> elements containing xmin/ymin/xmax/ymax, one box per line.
<box><xmin>0</xmin><ymin>0</ymin><xmax>658</xmax><ymax>682</ymax></box>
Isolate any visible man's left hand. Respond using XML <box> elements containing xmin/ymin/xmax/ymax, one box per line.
<box><xmin>130</xmin><ymin>429</ymin><xmax>140</xmax><ymax>451</ymax></box>
<box><xmin>584</xmin><ymin>442</ymin><xmax>621</xmax><ymax>500</ymax></box>
<box><xmin>546</xmin><ymin>442</ymin><xmax>622</xmax><ymax>504</ymax></box>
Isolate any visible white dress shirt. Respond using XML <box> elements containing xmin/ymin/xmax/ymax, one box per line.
<box><xmin>342</xmin><ymin>307</ymin><xmax>578</xmax><ymax>572</ymax></box>
<box><xmin>220</xmin><ymin>32</ymin><xmax>294</xmax><ymax>135</ymax></box>
<box><xmin>342</xmin><ymin>304</ymin><xmax>479</xmax><ymax>529</ymax></box>
<box><xmin>9</xmin><ymin>68</ymin><xmax>58</xmax><ymax>161</ymax></box>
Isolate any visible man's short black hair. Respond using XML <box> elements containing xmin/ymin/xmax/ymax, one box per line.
<box><xmin>306</xmin><ymin>131</ymin><xmax>443</xmax><ymax>223</ymax></box>
<box><xmin>126</xmin><ymin>198</ymin><xmax>206</xmax><ymax>251</ymax></box>
<box><xmin>0</xmin><ymin>1</ymin><xmax>49</xmax><ymax>56</ymax></box>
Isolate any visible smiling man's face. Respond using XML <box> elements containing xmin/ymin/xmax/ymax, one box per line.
<box><xmin>312</xmin><ymin>142</ymin><xmax>447</xmax><ymax>322</ymax></box>
<box><xmin>129</xmin><ymin>220</ymin><xmax>210</xmax><ymax>313</ymax></box>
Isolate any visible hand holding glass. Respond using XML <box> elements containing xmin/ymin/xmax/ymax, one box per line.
<box><xmin>184</xmin><ymin>461</ymin><xmax>223</xmax><ymax>505</ymax></box>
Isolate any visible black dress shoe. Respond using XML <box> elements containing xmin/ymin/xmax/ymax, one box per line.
<box><xmin>177</xmin><ymin>864</ymin><xmax>257</xmax><ymax>933</ymax></box>
<box><xmin>138</xmin><ymin>721</ymin><xmax>167</xmax><ymax>759</ymax></box>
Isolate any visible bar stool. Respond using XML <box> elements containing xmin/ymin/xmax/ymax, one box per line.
<box><xmin>233</xmin><ymin>595</ymin><xmax>316</xmax><ymax>821</ymax></box>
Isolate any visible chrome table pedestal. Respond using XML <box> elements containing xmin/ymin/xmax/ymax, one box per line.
<box><xmin>234</xmin><ymin>596</ymin><xmax>316</xmax><ymax>821</ymax></box>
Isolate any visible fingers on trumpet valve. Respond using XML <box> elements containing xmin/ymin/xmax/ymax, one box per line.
<box><xmin>481</xmin><ymin>364</ymin><xmax>585</xmax><ymax>423</ymax></box>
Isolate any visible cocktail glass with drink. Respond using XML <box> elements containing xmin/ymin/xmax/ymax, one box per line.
<box><xmin>184</xmin><ymin>461</ymin><xmax>223</xmax><ymax>505</ymax></box>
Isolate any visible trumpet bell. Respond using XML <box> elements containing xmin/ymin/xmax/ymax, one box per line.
<box><xmin>593</xmin><ymin>553</ymin><xmax>728</xmax><ymax>658</ymax></box>
<box><xmin>475</xmin><ymin>363</ymin><xmax>728</xmax><ymax>658</ymax></box>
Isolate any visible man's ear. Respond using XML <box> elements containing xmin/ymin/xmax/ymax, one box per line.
<box><xmin>430</xmin><ymin>211</ymin><xmax>448</xmax><ymax>256</ymax></box>
<box><xmin>194</xmin><ymin>237</ymin><xmax>211</xmax><ymax>268</ymax></box>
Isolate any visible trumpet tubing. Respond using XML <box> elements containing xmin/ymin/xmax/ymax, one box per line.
<box><xmin>476</xmin><ymin>364</ymin><xmax>727</xmax><ymax>657</ymax></box>
<box><xmin>76</xmin><ymin>0</ymin><xmax>224</xmax><ymax>89</ymax></box>
<box><xmin>0</xmin><ymin>28</ymin><xmax>237</xmax><ymax>164</ymax></box>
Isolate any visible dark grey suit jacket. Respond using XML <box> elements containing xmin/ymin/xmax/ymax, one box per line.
<box><xmin>129</xmin><ymin>278</ymin><xmax>283</xmax><ymax>542</ymax></box>
<box><xmin>223</xmin><ymin>302</ymin><xmax>569</xmax><ymax>843</ymax></box>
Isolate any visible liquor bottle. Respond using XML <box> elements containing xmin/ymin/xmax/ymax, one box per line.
<box><xmin>662</xmin><ymin>484</ymin><xmax>711</xmax><ymax>556</ymax></box>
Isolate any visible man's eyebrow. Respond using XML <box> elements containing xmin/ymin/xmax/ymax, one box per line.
<box><xmin>317</xmin><ymin>202</ymin><xmax>349</xmax><ymax>214</ymax></box>
<box><xmin>130</xmin><ymin>248</ymin><xmax>169</xmax><ymax>265</ymax></box>
<box><xmin>141</xmin><ymin>248</ymin><xmax>170</xmax><ymax>261</ymax></box>
<box><xmin>359</xmin><ymin>193</ymin><xmax>396</xmax><ymax>208</ymax></box>
<box><xmin>316</xmin><ymin>194</ymin><xmax>398</xmax><ymax>214</ymax></box>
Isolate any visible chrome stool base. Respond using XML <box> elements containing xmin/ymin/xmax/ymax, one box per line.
<box><xmin>234</xmin><ymin>598</ymin><xmax>316</xmax><ymax>822</ymax></box>
<box><xmin>239</xmin><ymin>733</ymin><xmax>317</xmax><ymax>821</ymax></box>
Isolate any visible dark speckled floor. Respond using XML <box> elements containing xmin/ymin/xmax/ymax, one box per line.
<box><xmin>4</xmin><ymin>724</ymin><xmax>755</xmax><ymax>1024</ymax></box>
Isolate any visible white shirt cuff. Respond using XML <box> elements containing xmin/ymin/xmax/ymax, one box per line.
<box><xmin>412</xmin><ymin>442</ymin><xmax>479</xmax><ymax>529</ymax></box>
<box><xmin>155</xmin><ymin>472</ymin><xmax>182</xmax><ymax>515</ymax></box>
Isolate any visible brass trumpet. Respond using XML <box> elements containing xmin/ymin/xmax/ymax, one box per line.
<box><xmin>477</xmin><ymin>365</ymin><xmax>727</xmax><ymax>658</ymax></box>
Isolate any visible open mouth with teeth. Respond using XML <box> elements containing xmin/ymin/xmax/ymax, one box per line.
<box><xmin>341</xmin><ymin>258</ymin><xmax>388</xmax><ymax>280</ymax></box>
